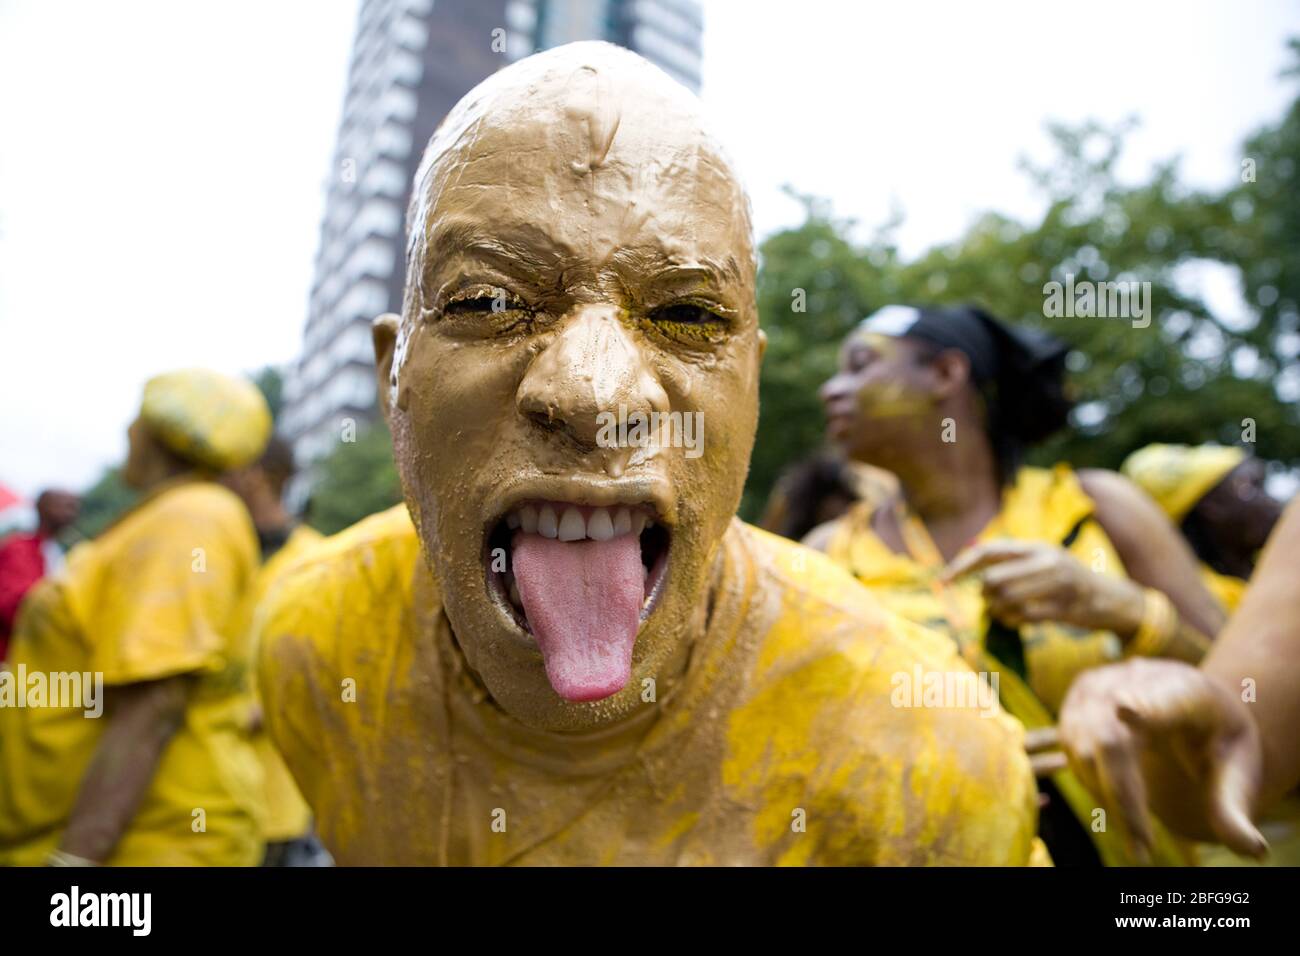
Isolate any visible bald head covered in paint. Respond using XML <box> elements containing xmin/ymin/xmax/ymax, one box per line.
<box><xmin>374</xmin><ymin>42</ymin><xmax>765</xmax><ymax>732</ymax></box>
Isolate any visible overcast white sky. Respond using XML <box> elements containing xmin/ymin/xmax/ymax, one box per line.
<box><xmin>1</xmin><ymin>0</ymin><xmax>1297</xmax><ymax>498</ymax></box>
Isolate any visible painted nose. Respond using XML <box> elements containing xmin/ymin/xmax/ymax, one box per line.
<box><xmin>517</xmin><ymin>305</ymin><xmax>669</xmax><ymax>452</ymax></box>
<box><xmin>819</xmin><ymin>371</ymin><xmax>850</xmax><ymax>407</ymax></box>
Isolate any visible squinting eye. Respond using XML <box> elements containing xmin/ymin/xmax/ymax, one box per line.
<box><xmin>649</xmin><ymin>303</ymin><xmax>722</xmax><ymax>326</ymax></box>
<box><xmin>643</xmin><ymin>301</ymin><xmax>730</xmax><ymax>347</ymax></box>
<box><xmin>444</xmin><ymin>288</ymin><xmax>528</xmax><ymax>317</ymax></box>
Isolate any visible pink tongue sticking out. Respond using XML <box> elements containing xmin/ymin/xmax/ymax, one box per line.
<box><xmin>511</xmin><ymin>531</ymin><xmax>645</xmax><ymax>702</ymax></box>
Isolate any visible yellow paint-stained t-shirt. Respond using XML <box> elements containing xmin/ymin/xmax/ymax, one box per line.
<box><xmin>0</xmin><ymin>479</ymin><xmax>265</xmax><ymax>866</ymax></box>
<box><xmin>258</xmin><ymin>505</ymin><xmax>1041</xmax><ymax>866</ymax></box>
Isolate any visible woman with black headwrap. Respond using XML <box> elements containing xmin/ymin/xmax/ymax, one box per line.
<box><xmin>810</xmin><ymin>304</ymin><xmax>1225</xmax><ymax>866</ymax></box>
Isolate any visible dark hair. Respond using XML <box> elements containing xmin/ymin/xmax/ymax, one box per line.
<box><xmin>761</xmin><ymin>454</ymin><xmax>861</xmax><ymax>541</ymax></box>
<box><xmin>903</xmin><ymin>305</ymin><xmax>1073</xmax><ymax>486</ymax></box>
<box><xmin>1179</xmin><ymin>505</ymin><xmax>1223</xmax><ymax>574</ymax></box>
<box><xmin>258</xmin><ymin>435</ymin><xmax>297</xmax><ymax>492</ymax></box>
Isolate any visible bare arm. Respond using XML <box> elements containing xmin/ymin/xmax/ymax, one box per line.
<box><xmin>1202</xmin><ymin>498</ymin><xmax>1300</xmax><ymax>807</ymax></box>
<box><xmin>1079</xmin><ymin>468</ymin><xmax>1223</xmax><ymax>658</ymax></box>
<box><xmin>58</xmin><ymin>675</ymin><xmax>192</xmax><ymax>863</ymax></box>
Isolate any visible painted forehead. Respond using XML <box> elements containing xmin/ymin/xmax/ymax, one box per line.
<box><xmin>407</xmin><ymin>45</ymin><xmax>754</xmax><ymax>274</ymax></box>
<box><xmin>845</xmin><ymin>330</ymin><xmax>907</xmax><ymax>357</ymax></box>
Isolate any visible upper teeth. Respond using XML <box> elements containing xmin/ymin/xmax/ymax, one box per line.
<box><xmin>506</xmin><ymin>504</ymin><xmax>648</xmax><ymax>541</ymax></box>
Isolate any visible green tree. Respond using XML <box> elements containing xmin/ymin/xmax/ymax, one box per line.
<box><xmin>252</xmin><ymin>365</ymin><xmax>286</xmax><ymax>423</ymax></box>
<box><xmin>307</xmin><ymin>422</ymin><xmax>403</xmax><ymax>535</ymax></box>
<box><xmin>74</xmin><ymin>467</ymin><xmax>138</xmax><ymax>540</ymax></box>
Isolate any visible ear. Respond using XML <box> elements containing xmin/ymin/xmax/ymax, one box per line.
<box><xmin>929</xmin><ymin>349</ymin><xmax>972</xmax><ymax>401</ymax></box>
<box><xmin>372</xmin><ymin>313</ymin><xmax>401</xmax><ymax>426</ymax></box>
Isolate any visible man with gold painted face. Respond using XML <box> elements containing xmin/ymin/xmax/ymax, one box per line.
<box><xmin>257</xmin><ymin>42</ymin><xmax>1040</xmax><ymax>866</ymax></box>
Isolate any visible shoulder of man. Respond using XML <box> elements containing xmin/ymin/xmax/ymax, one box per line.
<box><xmin>255</xmin><ymin>505</ymin><xmax>422</xmax><ymax>804</ymax></box>
<box><xmin>739</xmin><ymin>520</ymin><xmax>957</xmax><ymax>664</ymax></box>
<box><xmin>258</xmin><ymin>504</ymin><xmax>420</xmax><ymax>677</ymax></box>
<box><xmin>110</xmin><ymin>480</ymin><xmax>260</xmax><ymax>579</ymax></box>
<box><xmin>151</xmin><ymin>479</ymin><xmax>249</xmax><ymax>521</ymax></box>
<box><xmin>134</xmin><ymin>481</ymin><xmax>259</xmax><ymax>556</ymax></box>
<box><xmin>731</xmin><ymin>521</ymin><xmax>1039</xmax><ymax>865</ymax></box>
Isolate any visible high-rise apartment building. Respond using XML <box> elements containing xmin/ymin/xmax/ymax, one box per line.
<box><xmin>281</xmin><ymin>0</ymin><xmax>703</xmax><ymax>490</ymax></box>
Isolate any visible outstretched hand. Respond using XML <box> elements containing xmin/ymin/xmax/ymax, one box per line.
<box><xmin>1057</xmin><ymin>657</ymin><xmax>1267</xmax><ymax>859</ymax></box>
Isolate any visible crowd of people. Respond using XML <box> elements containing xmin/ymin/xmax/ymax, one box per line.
<box><xmin>0</xmin><ymin>41</ymin><xmax>1296</xmax><ymax>867</ymax></box>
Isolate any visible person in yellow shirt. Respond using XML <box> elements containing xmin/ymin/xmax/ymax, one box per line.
<box><xmin>1121</xmin><ymin>444</ymin><xmax>1285</xmax><ymax>613</ymax></box>
<box><xmin>810</xmin><ymin>305</ymin><xmax>1225</xmax><ymax>865</ymax></box>
<box><xmin>256</xmin><ymin>41</ymin><xmax>1042</xmax><ymax>866</ymax></box>
<box><xmin>0</xmin><ymin>368</ymin><xmax>271</xmax><ymax>866</ymax></box>
<box><xmin>223</xmin><ymin>436</ymin><xmax>327</xmax><ymax>866</ymax></box>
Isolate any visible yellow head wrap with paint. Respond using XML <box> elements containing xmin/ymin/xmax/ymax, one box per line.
<box><xmin>1121</xmin><ymin>443</ymin><xmax>1246</xmax><ymax>523</ymax></box>
<box><xmin>141</xmin><ymin>369</ymin><xmax>272</xmax><ymax>472</ymax></box>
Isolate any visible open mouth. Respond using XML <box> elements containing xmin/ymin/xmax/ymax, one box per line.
<box><xmin>486</xmin><ymin>500</ymin><xmax>670</xmax><ymax>702</ymax></box>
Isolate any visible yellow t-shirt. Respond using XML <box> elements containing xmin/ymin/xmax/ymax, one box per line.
<box><xmin>258</xmin><ymin>505</ymin><xmax>1041</xmax><ymax>866</ymax></box>
<box><xmin>244</xmin><ymin>525</ymin><xmax>323</xmax><ymax>843</ymax></box>
<box><xmin>0</xmin><ymin>479</ymin><xmax>265</xmax><ymax>866</ymax></box>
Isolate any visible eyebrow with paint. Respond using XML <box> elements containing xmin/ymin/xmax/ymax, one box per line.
<box><xmin>609</xmin><ymin>247</ymin><xmax>743</xmax><ymax>303</ymax></box>
<box><xmin>421</xmin><ymin>220</ymin><xmax>574</xmax><ymax>292</ymax></box>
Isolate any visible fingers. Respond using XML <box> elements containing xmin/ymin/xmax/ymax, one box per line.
<box><xmin>1024</xmin><ymin>726</ymin><xmax>1060</xmax><ymax>753</ymax></box>
<box><xmin>1031</xmin><ymin>751</ymin><xmax>1068</xmax><ymax>777</ymax></box>
<box><xmin>1027</xmin><ymin>726</ymin><xmax>1067</xmax><ymax>777</ymax></box>
<box><xmin>1113</xmin><ymin>667</ymin><xmax>1233</xmax><ymax>742</ymax></box>
<box><xmin>986</xmin><ymin>578</ymin><xmax>1060</xmax><ymax>626</ymax></box>
<box><xmin>954</xmin><ymin>547</ymin><xmax>1078</xmax><ymax>626</ymax></box>
<box><xmin>946</xmin><ymin>550</ymin><xmax>1054</xmax><ymax>625</ymax></box>
<box><xmin>1058</xmin><ymin>669</ymin><xmax>1157</xmax><ymax>857</ymax></box>
<box><xmin>1206</xmin><ymin>739</ymin><xmax>1269</xmax><ymax>859</ymax></box>
<box><xmin>1092</xmin><ymin>715</ymin><xmax>1156</xmax><ymax>859</ymax></box>
<box><xmin>980</xmin><ymin>550</ymin><xmax>1057</xmax><ymax>588</ymax></box>
<box><xmin>940</xmin><ymin>539</ymin><xmax>1038</xmax><ymax>582</ymax></box>
<box><xmin>985</xmin><ymin>569</ymin><xmax>1062</xmax><ymax>626</ymax></box>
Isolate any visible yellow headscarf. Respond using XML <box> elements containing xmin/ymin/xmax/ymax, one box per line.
<box><xmin>1121</xmin><ymin>443</ymin><xmax>1246</xmax><ymax>522</ymax></box>
<box><xmin>141</xmin><ymin>369</ymin><xmax>272</xmax><ymax>471</ymax></box>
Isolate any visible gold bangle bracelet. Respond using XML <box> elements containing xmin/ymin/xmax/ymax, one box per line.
<box><xmin>1128</xmin><ymin>588</ymin><xmax>1177</xmax><ymax>658</ymax></box>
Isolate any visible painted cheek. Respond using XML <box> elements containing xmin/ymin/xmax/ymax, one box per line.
<box><xmin>855</xmin><ymin>376</ymin><xmax>929</xmax><ymax>420</ymax></box>
<box><xmin>410</xmin><ymin>340</ymin><xmax>522</xmax><ymax>436</ymax></box>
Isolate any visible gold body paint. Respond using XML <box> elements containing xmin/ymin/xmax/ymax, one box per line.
<box><xmin>257</xmin><ymin>42</ymin><xmax>1040</xmax><ymax>864</ymax></box>
<box><xmin>374</xmin><ymin>41</ymin><xmax>760</xmax><ymax>732</ymax></box>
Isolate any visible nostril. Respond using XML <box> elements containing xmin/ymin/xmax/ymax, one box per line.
<box><xmin>525</xmin><ymin>407</ymin><xmax>557</xmax><ymax>431</ymax></box>
<box><xmin>524</xmin><ymin>406</ymin><xmax>600</xmax><ymax>451</ymax></box>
